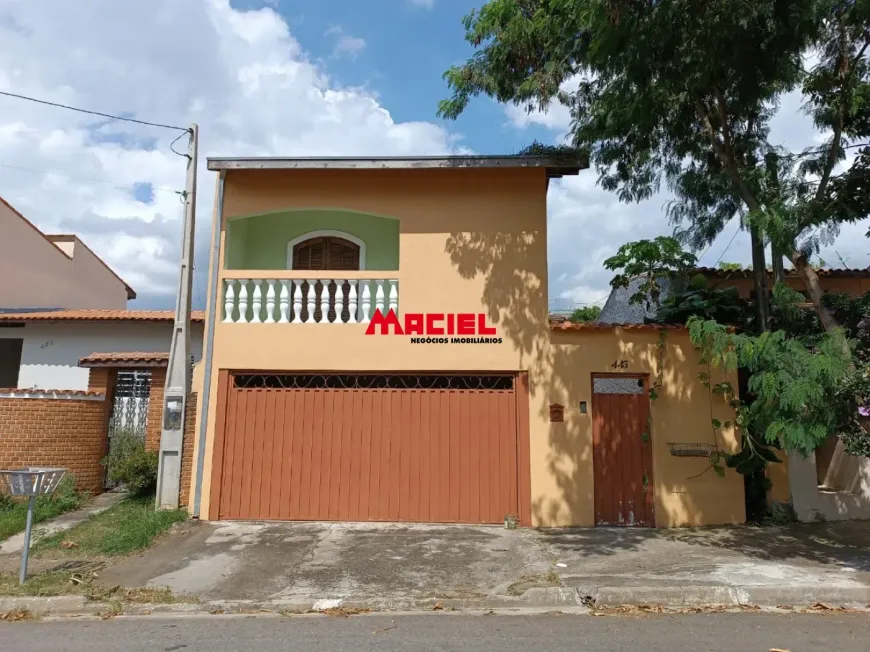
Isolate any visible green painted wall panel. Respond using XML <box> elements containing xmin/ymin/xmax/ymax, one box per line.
<box><xmin>224</xmin><ymin>210</ymin><xmax>399</xmax><ymax>270</ymax></box>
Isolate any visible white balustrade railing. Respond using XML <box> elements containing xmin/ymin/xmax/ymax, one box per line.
<box><xmin>222</xmin><ymin>278</ymin><xmax>399</xmax><ymax>324</ymax></box>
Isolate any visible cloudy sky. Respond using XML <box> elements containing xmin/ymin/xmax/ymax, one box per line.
<box><xmin>0</xmin><ymin>0</ymin><xmax>867</xmax><ymax>311</ymax></box>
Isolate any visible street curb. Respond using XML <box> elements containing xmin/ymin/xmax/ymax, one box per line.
<box><xmin>4</xmin><ymin>585</ymin><xmax>870</xmax><ymax>619</ymax></box>
<box><xmin>0</xmin><ymin>596</ymin><xmax>104</xmax><ymax>616</ymax></box>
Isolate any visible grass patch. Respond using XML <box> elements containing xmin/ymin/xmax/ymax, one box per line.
<box><xmin>0</xmin><ymin>477</ymin><xmax>85</xmax><ymax>541</ymax></box>
<box><xmin>34</xmin><ymin>496</ymin><xmax>187</xmax><ymax>557</ymax></box>
<box><xmin>0</xmin><ymin>571</ymin><xmax>197</xmax><ymax>606</ymax></box>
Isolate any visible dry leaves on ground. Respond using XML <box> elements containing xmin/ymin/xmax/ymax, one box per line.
<box><xmin>0</xmin><ymin>608</ymin><xmax>37</xmax><ymax>622</ymax></box>
<box><xmin>320</xmin><ymin>607</ymin><xmax>370</xmax><ymax>617</ymax></box>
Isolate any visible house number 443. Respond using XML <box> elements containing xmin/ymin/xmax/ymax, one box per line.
<box><xmin>610</xmin><ymin>359</ymin><xmax>629</xmax><ymax>369</ymax></box>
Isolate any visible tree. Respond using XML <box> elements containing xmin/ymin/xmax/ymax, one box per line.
<box><xmin>717</xmin><ymin>262</ymin><xmax>744</xmax><ymax>271</ymax></box>
<box><xmin>688</xmin><ymin>316</ymin><xmax>861</xmax><ymax>458</ymax></box>
<box><xmin>603</xmin><ymin>236</ymin><xmax>697</xmax><ymax>308</ymax></box>
<box><xmin>439</xmin><ymin>0</ymin><xmax>870</xmax><ymax>334</ymax></box>
<box><xmin>569</xmin><ymin>305</ymin><xmax>602</xmax><ymax>322</ymax></box>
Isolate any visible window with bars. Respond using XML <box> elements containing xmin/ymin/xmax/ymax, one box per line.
<box><xmin>592</xmin><ymin>377</ymin><xmax>646</xmax><ymax>395</ymax></box>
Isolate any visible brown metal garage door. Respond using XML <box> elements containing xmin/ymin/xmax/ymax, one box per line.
<box><xmin>210</xmin><ymin>373</ymin><xmax>530</xmax><ymax>524</ymax></box>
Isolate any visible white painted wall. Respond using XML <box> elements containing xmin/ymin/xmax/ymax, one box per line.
<box><xmin>0</xmin><ymin>321</ymin><xmax>204</xmax><ymax>390</ymax></box>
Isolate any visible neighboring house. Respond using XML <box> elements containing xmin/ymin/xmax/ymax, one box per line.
<box><xmin>598</xmin><ymin>267</ymin><xmax>870</xmax><ymax>523</ymax></box>
<box><xmin>0</xmin><ymin>310</ymin><xmax>205</xmax><ymax>497</ymax></box>
<box><xmin>0</xmin><ymin>195</ymin><xmax>135</xmax><ymax>310</ymax></box>
<box><xmin>0</xmin><ymin>196</ymin><xmax>205</xmax><ymax>498</ymax></box>
<box><xmin>598</xmin><ymin>267</ymin><xmax>870</xmax><ymax>325</ymax></box>
<box><xmin>183</xmin><ymin>155</ymin><xmax>745</xmax><ymax>529</ymax></box>
<box><xmin>0</xmin><ymin>310</ymin><xmax>205</xmax><ymax>390</ymax></box>
<box><xmin>695</xmin><ymin>266</ymin><xmax>870</xmax><ymax>299</ymax></box>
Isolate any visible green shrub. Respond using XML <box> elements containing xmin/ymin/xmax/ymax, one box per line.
<box><xmin>104</xmin><ymin>431</ymin><xmax>158</xmax><ymax>497</ymax></box>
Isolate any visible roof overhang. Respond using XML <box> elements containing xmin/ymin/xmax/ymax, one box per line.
<box><xmin>78</xmin><ymin>352</ymin><xmax>170</xmax><ymax>368</ymax></box>
<box><xmin>206</xmin><ymin>155</ymin><xmax>587</xmax><ymax>179</ymax></box>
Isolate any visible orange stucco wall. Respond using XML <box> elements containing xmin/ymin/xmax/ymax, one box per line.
<box><xmin>547</xmin><ymin>329</ymin><xmax>744</xmax><ymax>527</ymax></box>
<box><xmin>193</xmin><ymin>168</ymin><xmax>745</xmax><ymax>527</ymax></box>
<box><xmin>0</xmin><ymin>199</ymin><xmax>129</xmax><ymax>309</ymax></box>
<box><xmin>709</xmin><ymin>275</ymin><xmax>870</xmax><ymax>298</ymax></box>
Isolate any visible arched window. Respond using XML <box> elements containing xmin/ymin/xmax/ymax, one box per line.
<box><xmin>287</xmin><ymin>231</ymin><xmax>365</xmax><ymax>271</ymax></box>
<box><xmin>287</xmin><ymin>231</ymin><xmax>365</xmax><ymax>322</ymax></box>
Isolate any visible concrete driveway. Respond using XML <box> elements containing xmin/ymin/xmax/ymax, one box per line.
<box><xmin>98</xmin><ymin>521</ymin><xmax>555</xmax><ymax>609</ymax></box>
<box><xmin>97</xmin><ymin>519</ymin><xmax>870</xmax><ymax>610</ymax></box>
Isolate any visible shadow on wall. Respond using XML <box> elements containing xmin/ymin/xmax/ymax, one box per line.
<box><xmin>445</xmin><ymin>229</ymin><xmax>743</xmax><ymax>528</ymax></box>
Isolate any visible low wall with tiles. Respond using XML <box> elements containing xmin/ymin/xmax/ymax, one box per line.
<box><xmin>0</xmin><ymin>390</ymin><xmax>108</xmax><ymax>494</ymax></box>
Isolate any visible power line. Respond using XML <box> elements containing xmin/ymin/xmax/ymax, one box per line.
<box><xmin>0</xmin><ymin>90</ymin><xmax>188</xmax><ymax>132</ymax></box>
<box><xmin>0</xmin><ymin>162</ymin><xmax>181</xmax><ymax>195</ymax></box>
<box><xmin>714</xmin><ymin>223</ymin><xmax>742</xmax><ymax>266</ymax></box>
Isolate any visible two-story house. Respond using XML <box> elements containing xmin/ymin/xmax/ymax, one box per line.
<box><xmin>187</xmin><ymin>155</ymin><xmax>745</xmax><ymax>529</ymax></box>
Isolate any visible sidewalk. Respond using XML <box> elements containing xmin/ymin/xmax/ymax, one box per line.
<box><xmin>87</xmin><ymin>519</ymin><xmax>870</xmax><ymax>613</ymax></box>
<box><xmin>0</xmin><ymin>491</ymin><xmax>125</xmax><ymax>555</ymax></box>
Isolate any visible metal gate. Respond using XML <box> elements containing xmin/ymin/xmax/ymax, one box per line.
<box><xmin>212</xmin><ymin>373</ymin><xmax>528</xmax><ymax>524</ymax></box>
<box><xmin>104</xmin><ymin>370</ymin><xmax>152</xmax><ymax>488</ymax></box>
<box><xmin>591</xmin><ymin>374</ymin><xmax>654</xmax><ymax>527</ymax></box>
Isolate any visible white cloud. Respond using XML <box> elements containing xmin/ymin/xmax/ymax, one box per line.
<box><xmin>504</xmin><ymin>75</ymin><xmax>582</xmax><ymax>138</ymax></box>
<box><xmin>0</xmin><ymin>0</ymin><xmax>459</xmax><ymax>307</ymax></box>
<box><xmin>409</xmin><ymin>0</ymin><xmax>436</xmax><ymax>8</ymax></box>
<box><xmin>325</xmin><ymin>26</ymin><xmax>367</xmax><ymax>59</ymax></box>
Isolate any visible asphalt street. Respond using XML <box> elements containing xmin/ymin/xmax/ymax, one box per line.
<box><xmin>2</xmin><ymin>612</ymin><xmax>869</xmax><ymax>651</ymax></box>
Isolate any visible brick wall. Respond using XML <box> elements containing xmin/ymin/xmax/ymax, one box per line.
<box><xmin>0</xmin><ymin>395</ymin><xmax>108</xmax><ymax>494</ymax></box>
<box><xmin>145</xmin><ymin>368</ymin><xmax>167</xmax><ymax>452</ymax></box>
<box><xmin>180</xmin><ymin>392</ymin><xmax>197</xmax><ymax>508</ymax></box>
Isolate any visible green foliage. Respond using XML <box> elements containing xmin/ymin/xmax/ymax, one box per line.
<box><xmin>569</xmin><ymin>305</ymin><xmax>602</xmax><ymax>323</ymax></box>
<box><xmin>603</xmin><ymin>236</ymin><xmax>697</xmax><ymax>307</ymax></box>
<box><xmin>35</xmin><ymin>496</ymin><xmax>186</xmax><ymax>557</ymax></box>
<box><xmin>717</xmin><ymin>262</ymin><xmax>744</xmax><ymax>271</ymax></box>
<box><xmin>104</xmin><ymin>430</ymin><xmax>158</xmax><ymax>498</ymax></box>
<box><xmin>0</xmin><ymin>476</ymin><xmax>85</xmax><ymax>540</ymax></box>
<box><xmin>655</xmin><ymin>280</ymin><xmax>751</xmax><ymax>328</ymax></box>
<box><xmin>518</xmin><ymin>140</ymin><xmax>587</xmax><ymax>165</ymax></box>
<box><xmin>688</xmin><ymin>316</ymin><xmax>857</xmax><ymax>457</ymax></box>
<box><xmin>439</xmin><ymin>0</ymin><xmax>870</xmax><ymax>323</ymax></box>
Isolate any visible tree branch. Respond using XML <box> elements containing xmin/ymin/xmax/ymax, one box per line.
<box><xmin>695</xmin><ymin>99</ymin><xmax>761</xmax><ymax>211</ymax></box>
<box><xmin>850</xmin><ymin>31</ymin><xmax>870</xmax><ymax>70</ymax></box>
<box><xmin>714</xmin><ymin>87</ymin><xmax>735</xmax><ymax>161</ymax></box>
<box><xmin>815</xmin><ymin>17</ymin><xmax>851</xmax><ymax>202</ymax></box>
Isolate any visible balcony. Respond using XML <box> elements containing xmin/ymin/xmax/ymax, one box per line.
<box><xmin>221</xmin><ymin>272</ymin><xmax>399</xmax><ymax>325</ymax></box>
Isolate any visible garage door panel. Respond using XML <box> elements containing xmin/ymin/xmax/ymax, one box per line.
<box><xmin>250</xmin><ymin>391</ymin><xmax>267</xmax><ymax>519</ymax></box>
<box><xmin>216</xmin><ymin>374</ymin><xmax>523</xmax><ymax>524</ymax></box>
<box><xmin>506</xmin><ymin>390</ymin><xmax>518</xmax><ymax>514</ymax></box>
<box><xmin>358</xmin><ymin>390</ymin><xmax>373</xmax><ymax>520</ymax></box>
<box><xmin>268</xmin><ymin>390</ymin><xmax>286</xmax><ymax>520</ymax></box>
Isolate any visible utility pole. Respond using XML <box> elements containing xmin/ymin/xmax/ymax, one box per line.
<box><xmin>156</xmin><ymin>123</ymin><xmax>198</xmax><ymax>509</ymax></box>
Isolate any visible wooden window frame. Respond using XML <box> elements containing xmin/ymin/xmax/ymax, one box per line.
<box><xmin>286</xmin><ymin>230</ymin><xmax>367</xmax><ymax>270</ymax></box>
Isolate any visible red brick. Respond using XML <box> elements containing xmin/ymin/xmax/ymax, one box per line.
<box><xmin>0</xmin><ymin>396</ymin><xmax>108</xmax><ymax>494</ymax></box>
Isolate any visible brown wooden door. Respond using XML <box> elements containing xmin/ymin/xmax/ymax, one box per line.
<box><xmin>591</xmin><ymin>374</ymin><xmax>654</xmax><ymax>527</ymax></box>
<box><xmin>213</xmin><ymin>374</ymin><xmax>525</xmax><ymax>524</ymax></box>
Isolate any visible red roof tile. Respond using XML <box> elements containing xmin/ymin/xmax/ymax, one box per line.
<box><xmin>78</xmin><ymin>352</ymin><xmax>170</xmax><ymax>368</ymax></box>
<box><xmin>0</xmin><ymin>388</ymin><xmax>105</xmax><ymax>398</ymax></box>
<box><xmin>694</xmin><ymin>266</ymin><xmax>870</xmax><ymax>279</ymax></box>
<box><xmin>549</xmin><ymin>320</ymin><xmax>686</xmax><ymax>332</ymax></box>
<box><xmin>0</xmin><ymin>310</ymin><xmax>204</xmax><ymax>322</ymax></box>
